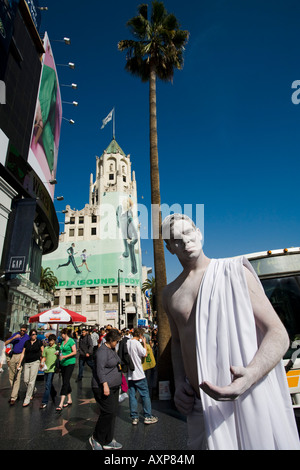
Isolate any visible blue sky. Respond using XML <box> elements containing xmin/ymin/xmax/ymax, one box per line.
<box><xmin>41</xmin><ymin>0</ymin><xmax>300</xmax><ymax>282</ymax></box>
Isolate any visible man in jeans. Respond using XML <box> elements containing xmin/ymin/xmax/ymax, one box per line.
<box><xmin>126</xmin><ymin>328</ymin><xmax>158</xmax><ymax>425</ymax></box>
<box><xmin>4</xmin><ymin>325</ymin><xmax>30</xmax><ymax>405</ymax></box>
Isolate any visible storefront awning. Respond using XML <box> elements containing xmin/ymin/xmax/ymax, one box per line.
<box><xmin>7</xmin><ymin>276</ymin><xmax>53</xmax><ymax>304</ymax></box>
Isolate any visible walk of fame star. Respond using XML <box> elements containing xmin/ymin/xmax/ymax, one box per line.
<box><xmin>45</xmin><ymin>417</ymin><xmax>94</xmax><ymax>436</ymax></box>
<box><xmin>45</xmin><ymin>419</ymin><xmax>69</xmax><ymax>436</ymax></box>
<box><xmin>78</xmin><ymin>398</ymin><xmax>96</xmax><ymax>405</ymax></box>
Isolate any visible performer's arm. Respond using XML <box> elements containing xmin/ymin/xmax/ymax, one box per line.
<box><xmin>200</xmin><ymin>267</ymin><xmax>289</xmax><ymax>401</ymax></box>
<box><xmin>163</xmin><ymin>292</ymin><xmax>195</xmax><ymax>415</ymax></box>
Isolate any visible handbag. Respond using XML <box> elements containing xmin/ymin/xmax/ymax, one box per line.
<box><xmin>142</xmin><ymin>343</ymin><xmax>156</xmax><ymax>371</ymax></box>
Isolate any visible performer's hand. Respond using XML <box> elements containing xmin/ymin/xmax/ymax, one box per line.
<box><xmin>174</xmin><ymin>381</ymin><xmax>195</xmax><ymax>415</ymax></box>
<box><xmin>199</xmin><ymin>365</ymin><xmax>253</xmax><ymax>401</ymax></box>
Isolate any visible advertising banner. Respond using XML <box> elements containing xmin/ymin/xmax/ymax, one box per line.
<box><xmin>28</xmin><ymin>32</ymin><xmax>62</xmax><ymax>199</ymax></box>
<box><xmin>5</xmin><ymin>198</ymin><xmax>36</xmax><ymax>274</ymax></box>
<box><xmin>43</xmin><ymin>192</ymin><xmax>143</xmax><ymax>289</ymax></box>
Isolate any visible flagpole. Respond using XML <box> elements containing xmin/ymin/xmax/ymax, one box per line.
<box><xmin>113</xmin><ymin>107</ymin><xmax>115</xmax><ymax>139</ymax></box>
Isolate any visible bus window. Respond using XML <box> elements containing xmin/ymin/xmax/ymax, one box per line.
<box><xmin>260</xmin><ymin>275</ymin><xmax>300</xmax><ymax>349</ymax></box>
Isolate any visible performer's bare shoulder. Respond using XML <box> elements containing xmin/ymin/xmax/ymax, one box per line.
<box><xmin>163</xmin><ymin>266</ymin><xmax>209</xmax><ymax>397</ymax></box>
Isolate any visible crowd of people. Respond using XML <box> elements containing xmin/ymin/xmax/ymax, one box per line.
<box><xmin>0</xmin><ymin>322</ymin><xmax>159</xmax><ymax>450</ymax></box>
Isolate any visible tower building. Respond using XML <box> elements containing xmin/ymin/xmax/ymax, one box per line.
<box><xmin>43</xmin><ymin>138</ymin><xmax>150</xmax><ymax>328</ymax></box>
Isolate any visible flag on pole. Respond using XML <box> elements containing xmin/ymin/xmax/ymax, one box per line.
<box><xmin>101</xmin><ymin>108</ymin><xmax>114</xmax><ymax>129</ymax></box>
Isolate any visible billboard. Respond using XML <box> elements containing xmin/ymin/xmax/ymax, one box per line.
<box><xmin>43</xmin><ymin>192</ymin><xmax>143</xmax><ymax>288</ymax></box>
<box><xmin>24</xmin><ymin>0</ymin><xmax>42</xmax><ymax>32</ymax></box>
<box><xmin>4</xmin><ymin>198</ymin><xmax>36</xmax><ymax>275</ymax></box>
<box><xmin>28</xmin><ymin>32</ymin><xmax>62</xmax><ymax>199</ymax></box>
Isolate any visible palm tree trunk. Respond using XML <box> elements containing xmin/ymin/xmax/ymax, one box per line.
<box><xmin>149</xmin><ymin>61</ymin><xmax>172</xmax><ymax>384</ymax></box>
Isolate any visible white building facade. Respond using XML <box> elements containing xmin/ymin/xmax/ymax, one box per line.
<box><xmin>43</xmin><ymin>139</ymin><xmax>151</xmax><ymax>328</ymax></box>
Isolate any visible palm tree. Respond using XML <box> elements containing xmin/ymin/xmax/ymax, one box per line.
<box><xmin>40</xmin><ymin>267</ymin><xmax>58</xmax><ymax>294</ymax></box>
<box><xmin>118</xmin><ymin>1</ymin><xmax>189</xmax><ymax>380</ymax></box>
<box><xmin>142</xmin><ymin>276</ymin><xmax>156</xmax><ymax>313</ymax></box>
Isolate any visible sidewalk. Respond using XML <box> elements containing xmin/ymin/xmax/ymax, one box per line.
<box><xmin>0</xmin><ymin>363</ymin><xmax>188</xmax><ymax>451</ymax></box>
<box><xmin>1</xmin><ymin>363</ymin><xmax>299</xmax><ymax>453</ymax></box>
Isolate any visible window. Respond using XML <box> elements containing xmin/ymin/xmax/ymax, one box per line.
<box><xmin>79</xmin><ymin>216</ymin><xmax>84</xmax><ymax>224</ymax></box>
<box><xmin>132</xmin><ymin>293</ymin><xmax>136</xmax><ymax>302</ymax></box>
<box><xmin>66</xmin><ymin>296</ymin><xmax>71</xmax><ymax>305</ymax></box>
<box><xmin>54</xmin><ymin>297</ymin><xmax>59</xmax><ymax>306</ymax></box>
<box><xmin>261</xmin><ymin>275</ymin><xmax>300</xmax><ymax>344</ymax></box>
<box><xmin>91</xmin><ymin>227</ymin><xmax>97</xmax><ymax>235</ymax></box>
<box><xmin>109</xmin><ymin>174</ymin><xmax>114</xmax><ymax>180</ymax></box>
<box><xmin>112</xmin><ymin>293</ymin><xmax>118</xmax><ymax>303</ymax></box>
<box><xmin>125</xmin><ymin>293</ymin><xmax>130</xmax><ymax>302</ymax></box>
<box><xmin>92</xmin><ymin>215</ymin><xmax>97</xmax><ymax>223</ymax></box>
<box><xmin>70</xmin><ymin>217</ymin><xmax>75</xmax><ymax>224</ymax></box>
<box><xmin>103</xmin><ymin>294</ymin><xmax>109</xmax><ymax>303</ymax></box>
<box><xmin>75</xmin><ymin>295</ymin><xmax>81</xmax><ymax>304</ymax></box>
<box><xmin>78</xmin><ymin>228</ymin><xmax>84</xmax><ymax>236</ymax></box>
<box><xmin>123</xmin><ymin>176</ymin><xmax>126</xmax><ymax>182</ymax></box>
<box><xmin>90</xmin><ymin>295</ymin><xmax>96</xmax><ymax>304</ymax></box>
<box><xmin>69</xmin><ymin>228</ymin><xmax>74</xmax><ymax>237</ymax></box>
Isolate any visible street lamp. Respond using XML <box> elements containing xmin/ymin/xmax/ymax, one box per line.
<box><xmin>52</xmin><ymin>37</ymin><xmax>71</xmax><ymax>45</ymax></box>
<box><xmin>43</xmin><ymin>179</ymin><xmax>57</xmax><ymax>184</ymax></box>
<box><xmin>118</xmin><ymin>269</ymin><xmax>123</xmax><ymax>329</ymax></box>
<box><xmin>62</xmin><ymin>101</ymin><xmax>78</xmax><ymax>107</ymax></box>
<box><xmin>57</xmin><ymin>62</ymin><xmax>75</xmax><ymax>69</ymax></box>
<box><xmin>62</xmin><ymin>117</ymin><xmax>75</xmax><ymax>124</ymax></box>
<box><xmin>61</xmin><ymin>83</ymin><xmax>78</xmax><ymax>89</ymax></box>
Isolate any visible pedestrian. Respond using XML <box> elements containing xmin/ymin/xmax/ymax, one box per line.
<box><xmin>76</xmin><ymin>328</ymin><xmax>94</xmax><ymax>382</ymax></box>
<box><xmin>0</xmin><ymin>337</ymin><xmax>5</xmax><ymax>372</ymax></box>
<box><xmin>56</xmin><ymin>328</ymin><xmax>77</xmax><ymax>411</ymax></box>
<box><xmin>98</xmin><ymin>327</ymin><xmax>105</xmax><ymax>346</ymax></box>
<box><xmin>40</xmin><ymin>334</ymin><xmax>60</xmax><ymax>408</ymax></box>
<box><xmin>126</xmin><ymin>327</ymin><xmax>158</xmax><ymax>425</ymax></box>
<box><xmin>72</xmin><ymin>330</ymin><xmax>79</xmax><ymax>347</ymax></box>
<box><xmin>161</xmin><ymin>213</ymin><xmax>300</xmax><ymax>450</ymax></box>
<box><xmin>5</xmin><ymin>325</ymin><xmax>30</xmax><ymax>405</ymax></box>
<box><xmin>118</xmin><ymin>331</ymin><xmax>134</xmax><ymax>403</ymax></box>
<box><xmin>3</xmin><ymin>332</ymin><xmax>12</xmax><ymax>365</ymax></box>
<box><xmin>17</xmin><ymin>329</ymin><xmax>44</xmax><ymax>407</ymax></box>
<box><xmin>90</xmin><ymin>329</ymin><xmax>99</xmax><ymax>355</ymax></box>
<box><xmin>143</xmin><ymin>339</ymin><xmax>157</xmax><ymax>400</ymax></box>
<box><xmin>90</xmin><ymin>328</ymin><xmax>123</xmax><ymax>450</ymax></box>
<box><xmin>0</xmin><ymin>333</ymin><xmax>11</xmax><ymax>372</ymax></box>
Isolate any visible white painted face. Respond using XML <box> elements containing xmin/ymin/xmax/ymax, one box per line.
<box><xmin>166</xmin><ymin>219</ymin><xmax>203</xmax><ymax>263</ymax></box>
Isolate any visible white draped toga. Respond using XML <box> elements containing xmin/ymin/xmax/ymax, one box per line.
<box><xmin>194</xmin><ymin>256</ymin><xmax>300</xmax><ymax>450</ymax></box>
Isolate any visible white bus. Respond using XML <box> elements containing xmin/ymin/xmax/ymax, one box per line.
<box><xmin>244</xmin><ymin>247</ymin><xmax>300</xmax><ymax>406</ymax></box>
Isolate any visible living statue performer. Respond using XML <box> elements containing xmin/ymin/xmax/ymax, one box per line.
<box><xmin>162</xmin><ymin>213</ymin><xmax>300</xmax><ymax>450</ymax></box>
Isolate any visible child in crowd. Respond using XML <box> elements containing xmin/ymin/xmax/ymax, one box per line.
<box><xmin>40</xmin><ymin>334</ymin><xmax>60</xmax><ymax>408</ymax></box>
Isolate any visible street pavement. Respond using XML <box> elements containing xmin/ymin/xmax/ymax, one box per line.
<box><xmin>0</xmin><ymin>362</ymin><xmax>189</xmax><ymax>453</ymax></box>
<box><xmin>0</xmin><ymin>362</ymin><xmax>299</xmax><ymax>457</ymax></box>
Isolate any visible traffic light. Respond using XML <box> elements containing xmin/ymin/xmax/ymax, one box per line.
<box><xmin>121</xmin><ymin>299</ymin><xmax>125</xmax><ymax>315</ymax></box>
